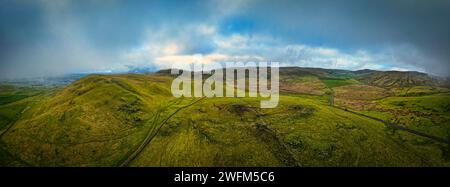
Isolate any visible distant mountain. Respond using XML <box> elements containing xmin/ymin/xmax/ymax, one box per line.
<box><xmin>356</xmin><ymin>71</ymin><xmax>446</xmax><ymax>88</ymax></box>
<box><xmin>281</xmin><ymin>68</ymin><xmax>448</xmax><ymax>88</ymax></box>
<box><xmin>158</xmin><ymin>66</ymin><xmax>447</xmax><ymax>88</ymax></box>
<box><xmin>0</xmin><ymin>74</ymin><xmax>87</xmax><ymax>87</ymax></box>
<box><xmin>127</xmin><ymin>66</ymin><xmax>157</xmax><ymax>74</ymax></box>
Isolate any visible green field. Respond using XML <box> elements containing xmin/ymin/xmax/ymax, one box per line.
<box><xmin>320</xmin><ymin>78</ymin><xmax>360</xmax><ymax>88</ymax></box>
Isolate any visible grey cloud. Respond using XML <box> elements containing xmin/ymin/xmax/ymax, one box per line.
<box><xmin>230</xmin><ymin>0</ymin><xmax>450</xmax><ymax>75</ymax></box>
<box><xmin>1</xmin><ymin>0</ymin><xmax>449</xmax><ymax>78</ymax></box>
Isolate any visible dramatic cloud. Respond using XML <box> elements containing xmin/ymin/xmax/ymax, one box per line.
<box><xmin>0</xmin><ymin>0</ymin><xmax>449</xmax><ymax>79</ymax></box>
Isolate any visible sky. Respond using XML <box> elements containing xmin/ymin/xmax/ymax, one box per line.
<box><xmin>1</xmin><ymin>0</ymin><xmax>450</xmax><ymax>79</ymax></box>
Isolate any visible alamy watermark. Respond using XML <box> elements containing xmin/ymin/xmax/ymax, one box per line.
<box><xmin>170</xmin><ymin>61</ymin><xmax>279</xmax><ymax>108</ymax></box>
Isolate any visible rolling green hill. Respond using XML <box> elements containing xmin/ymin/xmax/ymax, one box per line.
<box><xmin>0</xmin><ymin>69</ymin><xmax>449</xmax><ymax>167</ymax></box>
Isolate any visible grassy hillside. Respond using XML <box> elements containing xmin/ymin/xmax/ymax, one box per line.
<box><xmin>280</xmin><ymin>75</ymin><xmax>328</xmax><ymax>95</ymax></box>
<box><xmin>0</xmin><ymin>70</ymin><xmax>449</xmax><ymax>166</ymax></box>
<box><xmin>1</xmin><ymin>74</ymin><xmax>176</xmax><ymax>166</ymax></box>
<box><xmin>131</xmin><ymin>95</ymin><xmax>449</xmax><ymax>166</ymax></box>
<box><xmin>333</xmin><ymin>85</ymin><xmax>450</xmax><ymax>142</ymax></box>
<box><xmin>363</xmin><ymin>94</ymin><xmax>450</xmax><ymax>139</ymax></box>
<box><xmin>357</xmin><ymin>71</ymin><xmax>442</xmax><ymax>88</ymax></box>
<box><xmin>392</xmin><ymin>86</ymin><xmax>450</xmax><ymax>96</ymax></box>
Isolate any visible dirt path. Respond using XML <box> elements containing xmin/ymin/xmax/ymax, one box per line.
<box><xmin>0</xmin><ymin>121</ymin><xmax>16</xmax><ymax>138</ymax></box>
<box><xmin>119</xmin><ymin>97</ymin><xmax>205</xmax><ymax>167</ymax></box>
